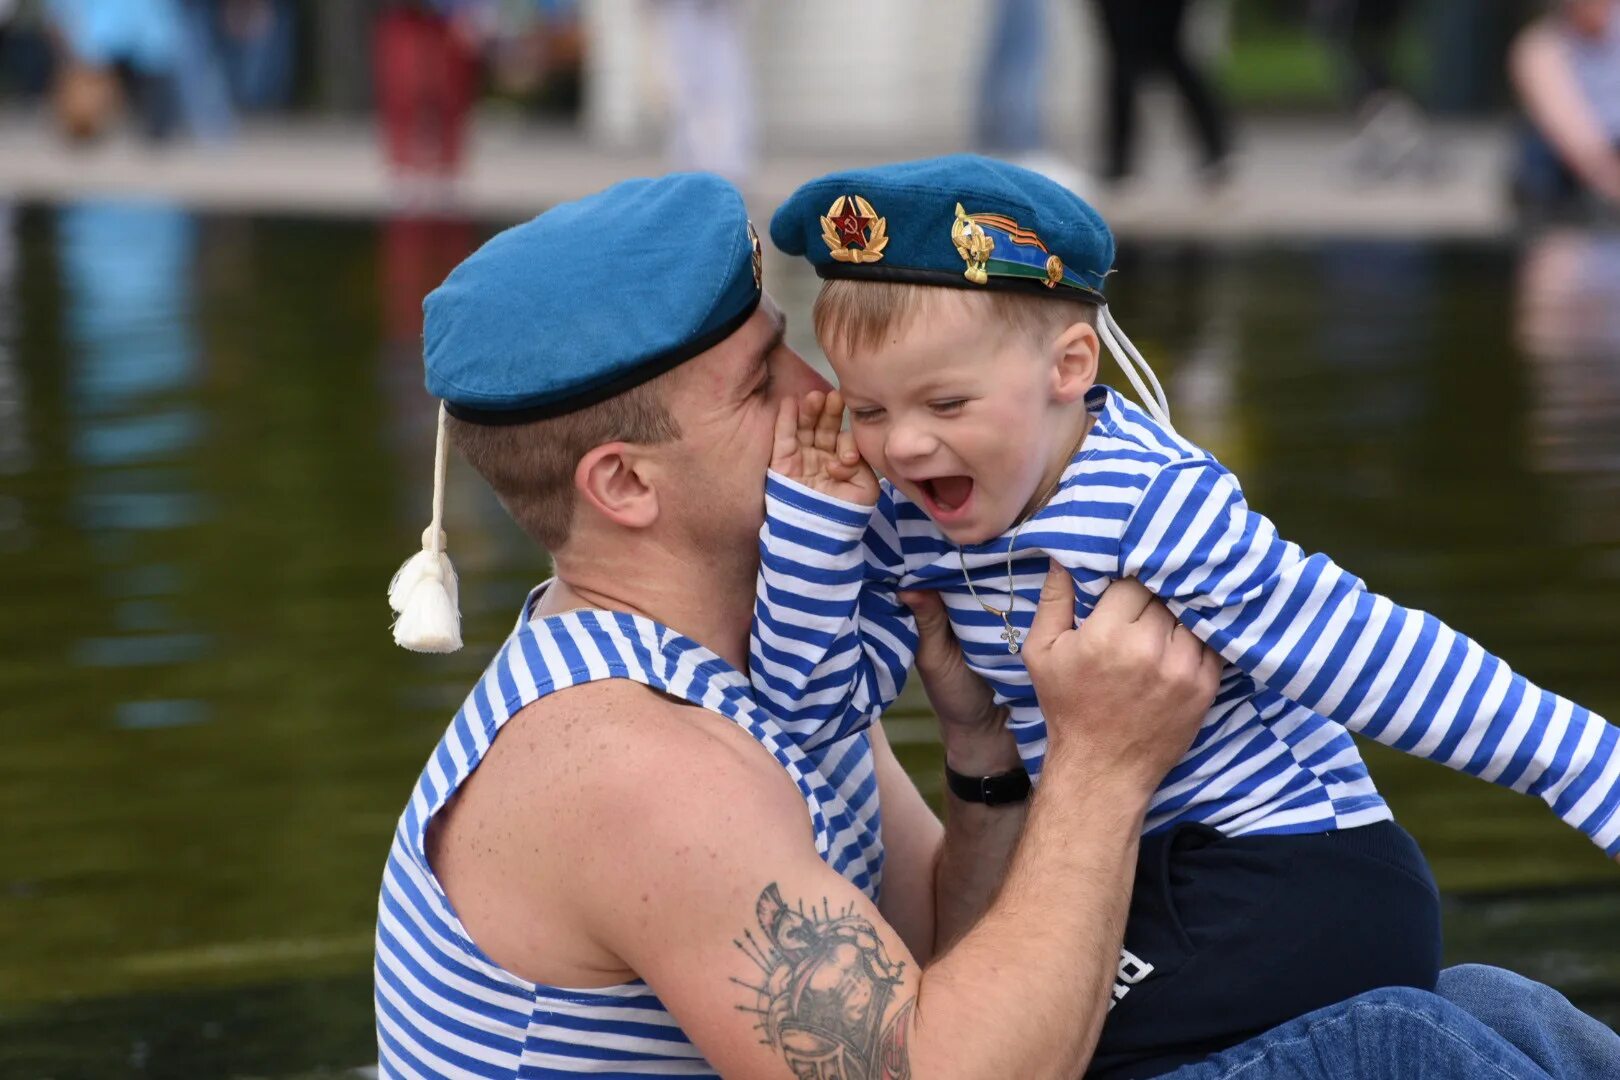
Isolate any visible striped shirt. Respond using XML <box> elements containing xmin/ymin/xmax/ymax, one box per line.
<box><xmin>375</xmin><ymin>587</ymin><xmax>884</xmax><ymax>1078</ymax></box>
<box><xmin>752</xmin><ymin>385</ymin><xmax>1620</xmax><ymax>852</ymax></box>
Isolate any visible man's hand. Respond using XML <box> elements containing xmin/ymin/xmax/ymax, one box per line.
<box><xmin>1023</xmin><ymin>563</ymin><xmax>1220</xmax><ymax>793</ymax></box>
<box><xmin>901</xmin><ymin>588</ymin><xmax>1018</xmax><ymax>776</ymax></box>
<box><xmin>772</xmin><ymin>389</ymin><xmax>879</xmax><ymax>506</ymax></box>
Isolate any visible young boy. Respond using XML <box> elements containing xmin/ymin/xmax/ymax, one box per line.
<box><xmin>751</xmin><ymin>155</ymin><xmax>1620</xmax><ymax>1079</ymax></box>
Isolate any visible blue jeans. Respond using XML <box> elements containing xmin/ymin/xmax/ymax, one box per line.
<box><xmin>1163</xmin><ymin>964</ymin><xmax>1620</xmax><ymax>1079</ymax></box>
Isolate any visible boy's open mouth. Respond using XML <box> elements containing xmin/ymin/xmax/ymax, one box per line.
<box><xmin>919</xmin><ymin>475</ymin><xmax>974</xmax><ymax>516</ymax></box>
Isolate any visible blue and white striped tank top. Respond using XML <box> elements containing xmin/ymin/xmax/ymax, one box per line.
<box><xmin>374</xmin><ymin>587</ymin><xmax>884</xmax><ymax>1078</ymax></box>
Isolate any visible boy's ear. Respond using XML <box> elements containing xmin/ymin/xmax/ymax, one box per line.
<box><xmin>1049</xmin><ymin>320</ymin><xmax>1100</xmax><ymax>404</ymax></box>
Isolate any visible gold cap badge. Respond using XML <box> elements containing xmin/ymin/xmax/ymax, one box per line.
<box><xmin>951</xmin><ymin>203</ymin><xmax>994</xmax><ymax>285</ymax></box>
<box><xmin>821</xmin><ymin>195</ymin><xmax>888</xmax><ymax>264</ymax></box>
<box><xmin>748</xmin><ymin>221</ymin><xmax>763</xmax><ymax>290</ymax></box>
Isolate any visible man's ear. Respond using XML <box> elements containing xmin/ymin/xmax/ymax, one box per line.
<box><xmin>1050</xmin><ymin>320</ymin><xmax>1100</xmax><ymax>404</ymax></box>
<box><xmin>574</xmin><ymin>442</ymin><xmax>659</xmax><ymax>530</ymax></box>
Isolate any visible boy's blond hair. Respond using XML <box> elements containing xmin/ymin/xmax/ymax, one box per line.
<box><xmin>446</xmin><ymin>376</ymin><xmax>680</xmax><ymax>553</ymax></box>
<box><xmin>811</xmin><ymin>279</ymin><xmax>1099</xmax><ymax>359</ymax></box>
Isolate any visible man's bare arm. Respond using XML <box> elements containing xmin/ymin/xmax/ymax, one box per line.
<box><xmin>580</xmin><ymin>706</ymin><xmax>1160</xmax><ymax>1079</ymax></box>
<box><xmin>900</xmin><ymin>588</ymin><xmax>1029</xmax><ymax>952</ymax></box>
<box><xmin>870</xmin><ymin>587</ymin><xmax>1029</xmax><ymax>963</ymax></box>
<box><xmin>578</xmin><ymin>569</ymin><xmax>1217</xmax><ymax>1080</ymax></box>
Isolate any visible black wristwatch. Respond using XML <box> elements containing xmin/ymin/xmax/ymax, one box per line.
<box><xmin>945</xmin><ymin>763</ymin><xmax>1032</xmax><ymax>805</ymax></box>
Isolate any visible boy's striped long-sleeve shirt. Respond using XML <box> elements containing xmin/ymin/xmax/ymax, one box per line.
<box><xmin>750</xmin><ymin>385</ymin><xmax>1620</xmax><ymax>851</ymax></box>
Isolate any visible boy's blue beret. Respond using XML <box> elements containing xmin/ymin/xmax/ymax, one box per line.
<box><xmin>770</xmin><ymin>154</ymin><xmax>1113</xmax><ymax>302</ymax></box>
<box><xmin>425</xmin><ymin>172</ymin><xmax>763</xmax><ymax>424</ymax></box>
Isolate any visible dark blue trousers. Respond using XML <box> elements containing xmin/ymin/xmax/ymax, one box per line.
<box><xmin>1089</xmin><ymin>820</ymin><xmax>1442</xmax><ymax>1080</ymax></box>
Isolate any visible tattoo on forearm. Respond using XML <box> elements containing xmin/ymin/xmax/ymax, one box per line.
<box><xmin>733</xmin><ymin>883</ymin><xmax>915</xmax><ymax>1079</ymax></box>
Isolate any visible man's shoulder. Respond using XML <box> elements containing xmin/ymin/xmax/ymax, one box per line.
<box><xmin>495</xmin><ymin>679</ymin><xmax>808</xmax><ymax>828</ymax></box>
<box><xmin>426</xmin><ymin>677</ymin><xmax>816</xmax><ymax>986</ymax></box>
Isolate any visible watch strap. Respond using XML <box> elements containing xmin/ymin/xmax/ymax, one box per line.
<box><xmin>944</xmin><ymin>763</ymin><xmax>1032</xmax><ymax>805</ymax></box>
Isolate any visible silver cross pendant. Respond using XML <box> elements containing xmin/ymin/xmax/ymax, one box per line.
<box><xmin>1000</xmin><ymin>622</ymin><xmax>1022</xmax><ymax>654</ymax></box>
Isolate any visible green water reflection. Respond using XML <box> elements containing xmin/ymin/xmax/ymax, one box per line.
<box><xmin>1</xmin><ymin>204</ymin><xmax>1617</xmax><ymax>1078</ymax></box>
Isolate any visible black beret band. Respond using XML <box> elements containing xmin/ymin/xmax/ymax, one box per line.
<box><xmin>445</xmin><ymin>292</ymin><xmax>762</xmax><ymax>427</ymax></box>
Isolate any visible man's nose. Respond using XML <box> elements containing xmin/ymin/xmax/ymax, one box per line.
<box><xmin>776</xmin><ymin>352</ymin><xmax>833</xmax><ymax>397</ymax></box>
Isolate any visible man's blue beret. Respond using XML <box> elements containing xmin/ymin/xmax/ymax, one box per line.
<box><xmin>770</xmin><ymin>154</ymin><xmax>1113</xmax><ymax>302</ymax></box>
<box><xmin>425</xmin><ymin>172</ymin><xmax>763</xmax><ymax>424</ymax></box>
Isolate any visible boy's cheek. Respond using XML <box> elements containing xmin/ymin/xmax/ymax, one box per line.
<box><xmin>851</xmin><ymin>429</ymin><xmax>886</xmax><ymax>471</ymax></box>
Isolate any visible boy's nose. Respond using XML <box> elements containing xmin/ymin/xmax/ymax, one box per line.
<box><xmin>885</xmin><ymin>422</ymin><xmax>938</xmax><ymax>464</ymax></box>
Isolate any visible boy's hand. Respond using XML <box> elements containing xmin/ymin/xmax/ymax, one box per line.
<box><xmin>772</xmin><ymin>389</ymin><xmax>879</xmax><ymax>506</ymax></box>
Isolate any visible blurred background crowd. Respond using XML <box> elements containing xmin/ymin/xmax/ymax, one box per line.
<box><xmin>2</xmin><ymin>3</ymin><xmax>1620</xmax><ymax>1079</ymax></box>
<box><xmin>0</xmin><ymin>0</ymin><xmax>1617</xmax><ymax>214</ymax></box>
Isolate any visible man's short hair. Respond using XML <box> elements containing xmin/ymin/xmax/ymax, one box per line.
<box><xmin>446</xmin><ymin>376</ymin><xmax>681</xmax><ymax>552</ymax></box>
<box><xmin>812</xmin><ymin>279</ymin><xmax>1099</xmax><ymax>359</ymax></box>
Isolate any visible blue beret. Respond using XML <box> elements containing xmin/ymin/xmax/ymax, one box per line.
<box><xmin>425</xmin><ymin>172</ymin><xmax>763</xmax><ymax>423</ymax></box>
<box><xmin>770</xmin><ymin>154</ymin><xmax>1113</xmax><ymax>302</ymax></box>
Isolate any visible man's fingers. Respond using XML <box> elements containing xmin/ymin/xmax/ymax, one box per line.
<box><xmin>900</xmin><ymin>589</ymin><xmax>949</xmax><ymax>638</ymax></box>
<box><xmin>899</xmin><ymin>589</ymin><xmax>954</xmax><ymax>664</ymax></box>
<box><xmin>1024</xmin><ymin>560</ymin><xmax>1076</xmax><ymax>653</ymax></box>
<box><xmin>1090</xmin><ymin>577</ymin><xmax>1156</xmax><ymax>626</ymax></box>
<box><xmin>1133</xmin><ymin>597</ymin><xmax>1177</xmax><ymax>638</ymax></box>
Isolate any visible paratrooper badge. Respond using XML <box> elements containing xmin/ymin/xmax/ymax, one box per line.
<box><xmin>821</xmin><ymin>195</ymin><xmax>889</xmax><ymax>264</ymax></box>
<box><xmin>950</xmin><ymin>204</ymin><xmax>995</xmax><ymax>286</ymax></box>
<box><xmin>748</xmin><ymin>220</ymin><xmax>763</xmax><ymax>290</ymax></box>
<box><xmin>951</xmin><ymin>203</ymin><xmax>1079</xmax><ymax>291</ymax></box>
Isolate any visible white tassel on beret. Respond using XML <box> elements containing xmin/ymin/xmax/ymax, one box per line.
<box><xmin>389</xmin><ymin>403</ymin><xmax>463</xmax><ymax>652</ymax></box>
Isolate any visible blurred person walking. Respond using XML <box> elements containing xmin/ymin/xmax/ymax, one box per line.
<box><xmin>979</xmin><ymin>0</ymin><xmax>1046</xmax><ymax>156</ymax></box>
<box><xmin>1090</xmin><ymin>0</ymin><xmax>1231</xmax><ymax>184</ymax></box>
<box><xmin>218</xmin><ymin>0</ymin><xmax>297</xmax><ymax>112</ymax></box>
<box><xmin>1511</xmin><ymin>0</ymin><xmax>1620</xmax><ymax>213</ymax></box>
<box><xmin>655</xmin><ymin>0</ymin><xmax>754</xmax><ymax>183</ymax></box>
<box><xmin>46</xmin><ymin>0</ymin><xmax>185</xmax><ymax>141</ymax></box>
<box><xmin>1312</xmin><ymin>0</ymin><xmax>1436</xmax><ymax>179</ymax></box>
<box><xmin>174</xmin><ymin>0</ymin><xmax>238</xmax><ymax>142</ymax></box>
<box><xmin>374</xmin><ymin>0</ymin><xmax>490</xmax><ymax>208</ymax></box>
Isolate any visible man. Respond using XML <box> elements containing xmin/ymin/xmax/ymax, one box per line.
<box><xmin>375</xmin><ymin>172</ymin><xmax>1613</xmax><ymax>1079</ymax></box>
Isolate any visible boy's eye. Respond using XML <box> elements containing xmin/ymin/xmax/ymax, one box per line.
<box><xmin>849</xmin><ymin>407</ymin><xmax>886</xmax><ymax>423</ymax></box>
<box><xmin>929</xmin><ymin>399</ymin><xmax>967</xmax><ymax>416</ymax></box>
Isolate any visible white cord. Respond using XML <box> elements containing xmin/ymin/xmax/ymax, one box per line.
<box><xmin>426</xmin><ymin>401</ymin><xmax>449</xmax><ymax>555</ymax></box>
<box><xmin>1099</xmin><ymin>305</ymin><xmax>1174</xmax><ymax>432</ymax></box>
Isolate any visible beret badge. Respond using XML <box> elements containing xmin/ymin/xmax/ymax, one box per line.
<box><xmin>820</xmin><ymin>194</ymin><xmax>889</xmax><ymax>264</ymax></box>
<box><xmin>951</xmin><ymin>203</ymin><xmax>995</xmax><ymax>285</ymax></box>
<box><xmin>951</xmin><ymin>203</ymin><xmax>1068</xmax><ymax>290</ymax></box>
<box><xmin>748</xmin><ymin>220</ymin><xmax>763</xmax><ymax>289</ymax></box>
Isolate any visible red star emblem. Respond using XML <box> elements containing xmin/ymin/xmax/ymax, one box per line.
<box><xmin>830</xmin><ymin>197</ymin><xmax>872</xmax><ymax>248</ymax></box>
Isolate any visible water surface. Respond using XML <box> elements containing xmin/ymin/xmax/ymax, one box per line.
<box><xmin>2</xmin><ymin>203</ymin><xmax>1618</xmax><ymax>1078</ymax></box>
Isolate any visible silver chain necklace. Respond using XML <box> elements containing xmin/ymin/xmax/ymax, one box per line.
<box><xmin>959</xmin><ymin>516</ymin><xmax>1038</xmax><ymax>654</ymax></box>
<box><xmin>955</xmin><ymin>442</ymin><xmax>1082</xmax><ymax>654</ymax></box>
